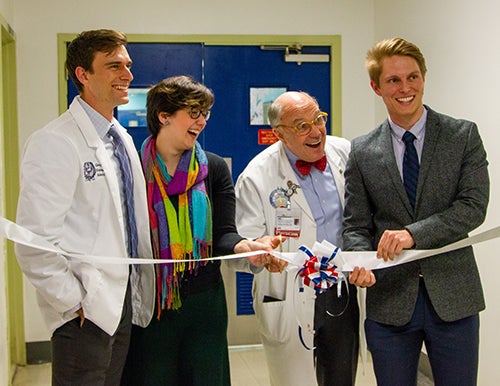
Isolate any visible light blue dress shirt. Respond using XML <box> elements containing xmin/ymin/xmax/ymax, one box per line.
<box><xmin>284</xmin><ymin>146</ymin><xmax>343</xmax><ymax>247</ymax></box>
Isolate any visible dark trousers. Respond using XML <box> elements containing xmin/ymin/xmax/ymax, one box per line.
<box><xmin>122</xmin><ymin>281</ymin><xmax>230</xmax><ymax>386</ymax></box>
<box><xmin>314</xmin><ymin>283</ymin><xmax>359</xmax><ymax>386</ymax></box>
<box><xmin>51</xmin><ymin>284</ymin><xmax>132</xmax><ymax>386</ymax></box>
<box><xmin>365</xmin><ymin>279</ymin><xmax>479</xmax><ymax>386</ymax></box>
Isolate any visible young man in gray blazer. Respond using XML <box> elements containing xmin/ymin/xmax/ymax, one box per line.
<box><xmin>343</xmin><ymin>37</ymin><xmax>489</xmax><ymax>386</ymax></box>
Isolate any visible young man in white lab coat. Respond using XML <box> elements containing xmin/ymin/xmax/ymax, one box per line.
<box><xmin>15</xmin><ymin>30</ymin><xmax>154</xmax><ymax>385</ymax></box>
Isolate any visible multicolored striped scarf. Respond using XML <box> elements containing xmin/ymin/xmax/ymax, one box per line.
<box><xmin>141</xmin><ymin>136</ymin><xmax>212</xmax><ymax>315</ymax></box>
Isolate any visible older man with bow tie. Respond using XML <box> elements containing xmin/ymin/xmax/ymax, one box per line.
<box><xmin>231</xmin><ymin>91</ymin><xmax>374</xmax><ymax>386</ymax></box>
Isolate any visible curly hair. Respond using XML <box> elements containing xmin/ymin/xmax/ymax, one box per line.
<box><xmin>146</xmin><ymin>75</ymin><xmax>214</xmax><ymax>137</ymax></box>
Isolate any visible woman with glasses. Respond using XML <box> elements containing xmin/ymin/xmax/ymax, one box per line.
<box><xmin>121</xmin><ymin>75</ymin><xmax>280</xmax><ymax>386</ymax></box>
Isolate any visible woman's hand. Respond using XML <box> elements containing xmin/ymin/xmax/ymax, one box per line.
<box><xmin>234</xmin><ymin>236</ymin><xmax>288</xmax><ymax>272</ymax></box>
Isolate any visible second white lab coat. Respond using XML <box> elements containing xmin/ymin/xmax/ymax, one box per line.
<box><xmin>233</xmin><ymin>137</ymin><xmax>350</xmax><ymax>386</ymax></box>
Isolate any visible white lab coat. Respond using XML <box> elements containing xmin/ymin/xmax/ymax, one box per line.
<box><xmin>233</xmin><ymin>137</ymin><xmax>350</xmax><ymax>386</ymax></box>
<box><xmin>15</xmin><ymin>98</ymin><xmax>155</xmax><ymax>336</ymax></box>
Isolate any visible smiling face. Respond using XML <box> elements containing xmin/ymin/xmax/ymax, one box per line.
<box><xmin>371</xmin><ymin>55</ymin><xmax>425</xmax><ymax>129</ymax></box>
<box><xmin>76</xmin><ymin>45</ymin><xmax>133</xmax><ymax>120</ymax></box>
<box><xmin>158</xmin><ymin>108</ymin><xmax>207</xmax><ymax>156</ymax></box>
<box><xmin>272</xmin><ymin>92</ymin><xmax>326</xmax><ymax>162</ymax></box>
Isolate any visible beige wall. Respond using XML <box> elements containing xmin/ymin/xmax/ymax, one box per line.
<box><xmin>0</xmin><ymin>0</ymin><xmax>13</xmax><ymax>23</ymax></box>
<box><xmin>3</xmin><ymin>0</ymin><xmax>499</xmax><ymax>384</ymax></box>
<box><xmin>373</xmin><ymin>1</ymin><xmax>500</xmax><ymax>382</ymax></box>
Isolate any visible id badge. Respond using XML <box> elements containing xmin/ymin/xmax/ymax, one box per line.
<box><xmin>274</xmin><ymin>207</ymin><xmax>301</xmax><ymax>238</ymax></box>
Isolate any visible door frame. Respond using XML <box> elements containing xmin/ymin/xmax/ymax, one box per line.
<box><xmin>1</xmin><ymin>16</ymin><xmax>25</xmax><ymax>381</ymax></box>
<box><xmin>57</xmin><ymin>34</ymin><xmax>342</xmax><ymax>136</ymax></box>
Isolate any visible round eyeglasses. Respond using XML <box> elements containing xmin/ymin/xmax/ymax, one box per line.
<box><xmin>189</xmin><ymin>108</ymin><xmax>211</xmax><ymax>121</ymax></box>
<box><xmin>277</xmin><ymin>112</ymin><xmax>328</xmax><ymax>136</ymax></box>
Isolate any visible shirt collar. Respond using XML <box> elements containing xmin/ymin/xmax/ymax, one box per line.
<box><xmin>389</xmin><ymin>106</ymin><xmax>428</xmax><ymax>143</ymax></box>
<box><xmin>77</xmin><ymin>96</ymin><xmax>116</xmax><ymax>139</ymax></box>
<box><xmin>283</xmin><ymin>145</ymin><xmax>300</xmax><ymax>164</ymax></box>
<box><xmin>283</xmin><ymin>145</ymin><xmax>304</xmax><ymax>177</ymax></box>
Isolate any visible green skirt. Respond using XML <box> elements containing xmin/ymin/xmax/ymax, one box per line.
<box><xmin>122</xmin><ymin>281</ymin><xmax>230</xmax><ymax>386</ymax></box>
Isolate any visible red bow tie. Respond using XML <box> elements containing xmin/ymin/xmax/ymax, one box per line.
<box><xmin>295</xmin><ymin>155</ymin><xmax>327</xmax><ymax>176</ymax></box>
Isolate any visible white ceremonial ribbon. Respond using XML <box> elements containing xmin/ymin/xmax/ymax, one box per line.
<box><xmin>0</xmin><ymin>216</ymin><xmax>266</xmax><ymax>263</ymax></box>
<box><xmin>274</xmin><ymin>226</ymin><xmax>500</xmax><ymax>271</ymax></box>
<box><xmin>1</xmin><ymin>216</ymin><xmax>500</xmax><ymax>271</ymax></box>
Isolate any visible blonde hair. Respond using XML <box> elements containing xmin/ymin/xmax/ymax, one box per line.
<box><xmin>366</xmin><ymin>37</ymin><xmax>427</xmax><ymax>87</ymax></box>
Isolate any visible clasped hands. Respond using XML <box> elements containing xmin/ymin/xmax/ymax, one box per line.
<box><xmin>234</xmin><ymin>235</ymin><xmax>288</xmax><ymax>273</ymax></box>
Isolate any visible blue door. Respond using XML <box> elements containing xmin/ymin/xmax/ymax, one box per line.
<box><xmin>203</xmin><ymin>45</ymin><xmax>330</xmax><ymax>180</ymax></box>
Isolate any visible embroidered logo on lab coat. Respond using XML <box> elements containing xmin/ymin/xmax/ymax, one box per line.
<box><xmin>83</xmin><ymin>161</ymin><xmax>105</xmax><ymax>181</ymax></box>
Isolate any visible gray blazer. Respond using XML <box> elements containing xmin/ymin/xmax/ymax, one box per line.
<box><xmin>342</xmin><ymin>106</ymin><xmax>490</xmax><ymax>326</ymax></box>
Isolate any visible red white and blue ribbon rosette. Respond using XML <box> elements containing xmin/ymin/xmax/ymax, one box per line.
<box><xmin>297</xmin><ymin>244</ymin><xmax>342</xmax><ymax>293</ymax></box>
<box><xmin>293</xmin><ymin>241</ymin><xmax>349</xmax><ymax>349</ymax></box>
<box><xmin>295</xmin><ymin>241</ymin><xmax>347</xmax><ymax>299</ymax></box>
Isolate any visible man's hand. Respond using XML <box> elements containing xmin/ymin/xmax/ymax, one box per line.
<box><xmin>234</xmin><ymin>236</ymin><xmax>288</xmax><ymax>272</ymax></box>
<box><xmin>349</xmin><ymin>267</ymin><xmax>376</xmax><ymax>287</ymax></box>
<box><xmin>76</xmin><ymin>307</ymin><xmax>85</xmax><ymax>327</ymax></box>
<box><xmin>377</xmin><ymin>229</ymin><xmax>415</xmax><ymax>261</ymax></box>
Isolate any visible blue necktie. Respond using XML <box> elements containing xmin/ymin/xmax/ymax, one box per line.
<box><xmin>108</xmin><ymin>125</ymin><xmax>138</xmax><ymax>258</ymax></box>
<box><xmin>402</xmin><ymin>131</ymin><xmax>419</xmax><ymax>208</ymax></box>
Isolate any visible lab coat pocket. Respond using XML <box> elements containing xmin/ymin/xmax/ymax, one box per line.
<box><xmin>255</xmin><ymin>299</ymin><xmax>290</xmax><ymax>344</ymax></box>
<box><xmin>73</xmin><ymin>262</ymin><xmax>104</xmax><ymax>307</ymax></box>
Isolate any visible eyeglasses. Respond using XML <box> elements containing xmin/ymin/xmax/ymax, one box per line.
<box><xmin>189</xmin><ymin>108</ymin><xmax>211</xmax><ymax>121</ymax></box>
<box><xmin>277</xmin><ymin>112</ymin><xmax>328</xmax><ymax>136</ymax></box>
